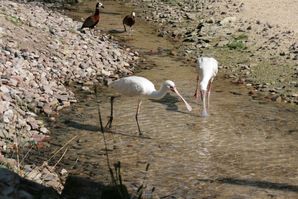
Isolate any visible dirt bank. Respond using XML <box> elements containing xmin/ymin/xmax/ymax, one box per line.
<box><xmin>122</xmin><ymin>0</ymin><xmax>298</xmax><ymax>104</ymax></box>
<box><xmin>238</xmin><ymin>0</ymin><xmax>298</xmax><ymax>33</ymax></box>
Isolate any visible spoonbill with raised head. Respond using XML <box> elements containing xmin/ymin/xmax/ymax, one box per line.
<box><xmin>194</xmin><ymin>57</ymin><xmax>218</xmax><ymax>117</ymax></box>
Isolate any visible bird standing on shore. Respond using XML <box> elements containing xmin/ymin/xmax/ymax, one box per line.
<box><xmin>106</xmin><ymin>76</ymin><xmax>192</xmax><ymax>135</ymax></box>
<box><xmin>194</xmin><ymin>57</ymin><xmax>218</xmax><ymax>117</ymax></box>
<box><xmin>123</xmin><ymin>12</ymin><xmax>136</xmax><ymax>32</ymax></box>
<box><xmin>80</xmin><ymin>2</ymin><xmax>104</xmax><ymax>33</ymax></box>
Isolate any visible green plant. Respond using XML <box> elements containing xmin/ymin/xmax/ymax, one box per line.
<box><xmin>226</xmin><ymin>34</ymin><xmax>248</xmax><ymax>50</ymax></box>
<box><xmin>227</xmin><ymin>40</ymin><xmax>246</xmax><ymax>50</ymax></box>
<box><xmin>6</xmin><ymin>15</ymin><xmax>22</xmax><ymax>26</ymax></box>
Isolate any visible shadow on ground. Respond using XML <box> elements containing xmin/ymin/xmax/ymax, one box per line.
<box><xmin>108</xmin><ymin>29</ymin><xmax>126</xmax><ymax>34</ymax></box>
<box><xmin>198</xmin><ymin>177</ymin><xmax>298</xmax><ymax>193</ymax></box>
<box><xmin>0</xmin><ymin>168</ymin><xmax>60</xmax><ymax>198</ymax></box>
<box><xmin>63</xmin><ymin>119</ymin><xmax>152</xmax><ymax>139</ymax></box>
<box><xmin>0</xmin><ymin>168</ymin><xmax>130</xmax><ymax>199</ymax></box>
<box><xmin>62</xmin><ymin>175</ymin><xmax>129</xmax><ymax>199</ymax></box>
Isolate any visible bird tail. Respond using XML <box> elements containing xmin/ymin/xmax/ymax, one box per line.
<box><xmin>78</xmin><ymin>27</ymin><xmax>87</xmax><ymax>34</ymax></box>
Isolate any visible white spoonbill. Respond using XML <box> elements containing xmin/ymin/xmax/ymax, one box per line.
<box><xmin>106</xmin><ymin>76</ymin><xmax>192</xmax><ymax>135</ymax></box>
<box><xmin>194</xmin><ymin>57</ymin><xmax>218</xmax><ymax>117</ymax></box>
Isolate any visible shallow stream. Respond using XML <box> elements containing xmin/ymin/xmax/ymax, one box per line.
<box><xmin>30</xmin><ymin>1</ymin><xmax>298</xmax><ymax>198</ymax></box>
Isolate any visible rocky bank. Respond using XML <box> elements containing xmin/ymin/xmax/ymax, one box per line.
<box><xmin>0</xmin><ymin>0</ymin><xmax>138</xmax><ymax>196</ymax></box>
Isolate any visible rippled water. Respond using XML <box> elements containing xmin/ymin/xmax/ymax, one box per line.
<box><xmin>30</xmin><ymin>1</ymin><xmax>298</xmax><ymax>198</ymax></box>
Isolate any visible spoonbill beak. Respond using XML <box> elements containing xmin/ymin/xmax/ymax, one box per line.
<box><xmin>171</xmin><ymin>87</ymin><xmax>192</xmax><ymax>112</ymax></box>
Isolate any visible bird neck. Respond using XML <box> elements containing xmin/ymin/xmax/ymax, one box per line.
<box><xmin>149</xmin><ymin>84</ymin><xmax>168</xmax><ymax>99</ymax></box>
<box><xmin>95</xmin><ymin>9</ymin><xmax>100</xmax><ymax>15</ymax></box>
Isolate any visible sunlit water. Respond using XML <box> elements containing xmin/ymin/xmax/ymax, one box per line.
<box><xmin>28</xmin><ymin>1</ymin><xmax>298</xmax><ymax>198</ymax></box>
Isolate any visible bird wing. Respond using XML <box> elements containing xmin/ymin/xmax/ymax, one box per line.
<box><xmin>123</xmin><ymin>16</ymin><xmax>135</xmax><ymax>26</ymax></box>
<box><xmin>197</xmin><ymin>57</ymin><xmax>218</xmax><ymax>78</ymax></box>
<box><xmin>197</xmin><ymin>57</ymin><xmax>219</xmax><ymax>90</ymax></box>
<box><xmin>81</xmin><ymin>16</ymin><xmax>98</xmax><ymax>29</ymax></box>
<box><xmin>110</xmin><ymin>76</ymin><xmax>155</xmax><ymax>97</ymax></box>
<box><xmin>123</xmin><ymin>15</ymin><xmax>128</xmax><ymax>23</ymax></box>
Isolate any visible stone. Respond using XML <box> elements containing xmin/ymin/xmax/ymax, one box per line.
<box><xmin>0</xmin><ymin>101</ymin><xmax>10</xmax><ymax>115</ymax></box>
<box><xmin>220</xmin><ymin>16</ymin><xmax>237</xmax><ymax>25</ymax></box>
<box><xmin>62</xmin><ymin>101</ymin><xmax>71</xmax><ymax>108</ymax></box>
<box><xmin>27</xmin><ymin>117</ymin><xmax>39</xmax><ymax>130</ymax></box>
<box><xmin>216</xmin><ymin>40</ymin><xmax>229</xmax><ymax>47</ymax></box>
<box><xmin>43</xmin><ymin>104</ymin><xmax>52</xmax><ymax>115</ymax></box>
<box><xmin>60</xmin><ymin>169</ymin><xmax>68</xmax><ymax>176</ymax></box>
<box><xmin>0</xmin><ymin>85</ymin><xmax>10</xmax><ymax>94</ymax></box>
<box><xmin>53</xmin><ymin>94</ymin><xmax>68</xmax><ymax>101</ymax></box>
<box><xmin>206</xmin><ymin>18</ymin><xmax>215</xmax><ymax>24</ymax></box>
<box><xmin>3</xmin><ymin>109</ymin><xmax>14</xmax><ymax>123</ymax></box>
<box><xmin>272</xmin><ymin>95</ymin><xmax>283</xmax><ymax>103</ymax></box>
<box><xmin>185</xmin><ymin>13</ymin><xmax>197</xmax><ymax>20</ymax></box>
<box><xmin>40</xmin><ymin>127</ymin><xmax>48</xmax><ymax>134</ymax></box>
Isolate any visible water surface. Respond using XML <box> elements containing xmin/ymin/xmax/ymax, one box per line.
<box><xmin>32</xmin><ymin>1</ymin><xmax>298</xmax><ymax>198</ymax></box>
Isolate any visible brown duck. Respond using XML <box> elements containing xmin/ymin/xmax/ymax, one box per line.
<box><xmin>80</xmin><ymin>2</ymin><xmax>104</xmax><ymax>31</ymax></box>
<box><xmin>123</xmin><ymin>12</ymin><xmax>136</xmax><ymax>32</ymax></box>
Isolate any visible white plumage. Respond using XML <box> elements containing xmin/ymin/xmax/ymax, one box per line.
<box><xmin>197</xmin><ymin>57</ymin><xmax>218</xmax><ymax>91</ymax></box>
<box><xmin>194</xmin><ymin>57</ymin><xmax>218</xmax><ymax>117</ymax></box>
<box><xmin>107</xmin><ymin>76</ymin><xmax>192</xmax><ymax>135</ymax></box>
<box><xmin>110</xmin><ymin>76</ymin><xmax>156</xmax><ymax>98</ymax></box>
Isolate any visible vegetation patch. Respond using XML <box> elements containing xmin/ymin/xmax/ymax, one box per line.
<box><xmin>226</xmin><ymin>34</ymin><xmax>248</xmax><ymax>50</ymax></box>
<box><xmin>6</xmin><ymin>15</ymin><xmax>22</xmax><ymax>26</ymax></box>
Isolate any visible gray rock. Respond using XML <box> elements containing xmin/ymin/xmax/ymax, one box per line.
<box><xmin>27</xmin><ymin>117</ymin><xmax>39</xmax><ymax>130</ymax></box>
<box><xmin>220</xmin><ymin>16</ymin><xmax>237</xmax><ymax>25</ymax></box>
<box><xmin>185</xmin><ymin>13</ymin><xmax>197</xmax><ymax>20</ymax></box>
<box><xmin>0</xmin><ymin>101</ymin><xmax>10</xmax><ymax>115</ymax></box>
<box><xmin>216</xmin><ymin>40</ymin><xmax>229</xmax><ymax>47</ymax></box>
<box><xmin>3</xmin><ymin>109</ymin><xmax>14</xmax><ymax>123</ymax></box>
<box><xmin>43</xmin><ymin>104</ymin><xmax>52</xmax><ymax>115</ymax></box>
<box><xmin>0</xmin><ymin>85</ymin><xmax>10</xmax><ymax>94</ymax></box>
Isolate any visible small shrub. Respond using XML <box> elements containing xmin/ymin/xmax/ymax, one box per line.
<box><xmin>226</xmin><ymin>34</ymin><xmax>248</xmax><ymax>50</ymax></box>
<box><xmin>227</xmin><ymin>40</ymin><xmax>246</xmax><ymax>50</ymax></box>
<box><xmin>6</xmin><ymin>15</ymin><xmax>22</xmax><ymax>26</ymax></box>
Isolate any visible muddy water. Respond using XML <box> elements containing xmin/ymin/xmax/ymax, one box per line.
<box><xmin>34</xmin><ymin>1</ymin><xmax>298</xmax><ymax>198</ymax></box>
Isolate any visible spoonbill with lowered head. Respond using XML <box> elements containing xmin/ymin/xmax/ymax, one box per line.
<box><xmin>194</xmin><ymin>57</ymin><xmax>218</xmax><ymax>117</ymax></box>
<box><xmin>106</xmin><ymin>76</ymin><xmax>192</xmax><ymax>135</ymax></box>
